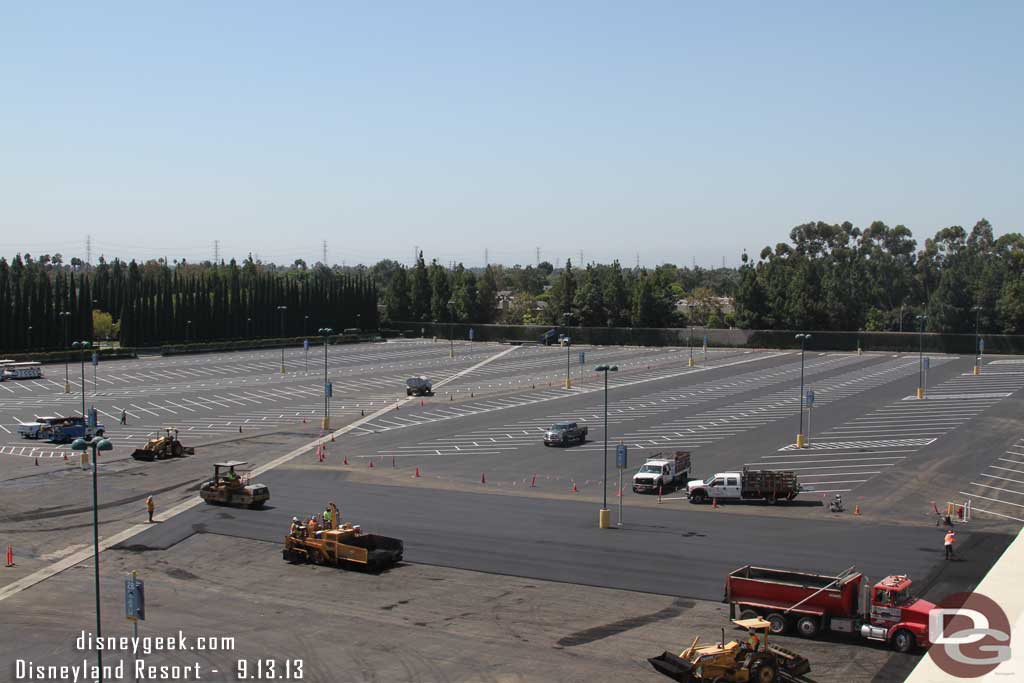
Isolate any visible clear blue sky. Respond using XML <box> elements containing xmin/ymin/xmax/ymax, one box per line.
<box><xmin>2</xmin><ymin>1</ymin><xmax>1021</xmax><ymax>268</ymax></box>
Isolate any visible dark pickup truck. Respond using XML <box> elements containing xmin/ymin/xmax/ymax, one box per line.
<box><xmin>543</xmin><ymin>422</ymin><xmax>588</xmax><ymax>447</ymax></box>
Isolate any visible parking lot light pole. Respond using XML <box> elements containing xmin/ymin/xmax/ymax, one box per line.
<box><xmin>795</xmin><ymin>334</ymin><xmax>810</xmax><ymax>448</ymax></box>
<box><xmin>72</xmin><ymin>341</ymin><xmax>91</xmax><ymax>423</ymax></box>
<box><xmin>27</xmin><ymin>325</ymin><xmax>32</xmax><ymax>351</ymax></box>
<box><xmin>687</xmin><ymin>303</ymin><xmax>695</xmax><ymax>367</ymax></box>
<box><xmin>277</xmin><ymin>305</ymin><xmax>288</xmax><ymax>373</ymax></box>
<box><xmin>595</xmin><ymin>364</ymin><xmax>618</xmax><ymax>529</ymax></box>
<box><xmin>71</xmin><ymin>433</ymin><xmax>112</xmax><ymax>683</ymax></box>
<box><xmin>563</xmin><ymin>313</ymin><xmax>573</xmax><ymax>389</ymax></box>
<box><xmin>447</xmin><ymin>300</ymin><xmax>456</xmax><ymax>359</ymax></box>
<box><xmin>304</xmin><ymin>315</ymin><xmax>309</xmax><ymax>372</ymax></box>
<box><xmin>916</xmin><ymin>314</ymin><xmax>928</xmax><ymax>399</ymax></box>
<box><xmin>60</xmin><ymin>311</ymin><xmax>72</xmax><ymax>392</ymax></box>
<box><xmin>319</xmin><ymin>328</ymin><xmax>333</xmax><ymax>429</ymax></box>
<box><xmin>974</xmin><ymin>307</ymin><xmax>983</xmax><ymax>376</ymax></box>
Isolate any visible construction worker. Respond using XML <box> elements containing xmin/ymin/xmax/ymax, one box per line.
<box><xmin>746</xmin><ymin>628</ymin><xmax>760</xmax><ymax>652</ymax></box>
<box><xmin>290</xmin><ymin>517</ymin><xmax>301</xmax><ymax>538</ymax></box>
<box><xmin>146</xmin><ymin>496</ymin><xmax>155</xmax><ymax>523</ymax></box>
<box><xmin>945</xmin><ymin>530</ymin><xmax>956</xmax><ymax>560</ymax></box>
<box><xmin>323</xmin><ymin>506</ymin><xmax>332</xmax><ymax>529</ymax></box>
<box><xmin>120</xmin><ymin>409</ymin><xmax>127</xmax><ymax>425</ymax></box>
<box><xmin>308</xmin><ymin>515</ymin><xmax>319</xmax><ymax>536</ymax></box>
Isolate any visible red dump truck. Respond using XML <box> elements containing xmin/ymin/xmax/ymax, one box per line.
<box><xmin>725</xmin><ymin>565</ymin><xmax>935</xmax><ymax>653</ymax></box>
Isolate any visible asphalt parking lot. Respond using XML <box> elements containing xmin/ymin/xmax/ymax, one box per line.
<box><xmin>1</xmin><ymin>341</ymin><xmax>1022</xmax><ymax>682</ymax></box>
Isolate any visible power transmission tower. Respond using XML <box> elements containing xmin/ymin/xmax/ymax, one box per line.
<box><xmin>484</xmin><ymin>248</ymin><xmax>488</xmax><ymax>266</ymax></box>
<box><xmin>214</xmin><ymin>240</ymin><xmax>219</xmax><ymax>263</ymax></box>
<box><xmin>322</xmin><ymin>240</ymin><xmax>328</xmax><ymax>265</ymax></box>
<box><xmin>85</xmin><ymin>234</ymin><xmax>92</xmax><ymax>266</ymax></box>
<box><xmin>536</xmin><ymin>247</ymin><xmax>541</xmax><ymax>265</ymax></box>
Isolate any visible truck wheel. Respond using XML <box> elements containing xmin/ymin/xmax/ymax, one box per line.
<box><xmin>690</xmin><ymin>491</ymin><xmax>707</xmax><ymax>504</ymax></box>
<box><xmin>892</xmin><ymin>629</ymin><xmax>915</xmax><ymax>653</ymax></box>
<box><xmin>796</xmin><ymin>615</ymin><xmax>819</xmax><ymax>637</ymax></box>
<box><xmin>739</xmin><ymin>609</ymin><xmax>759</xmax><ymax>621</ymax></box>
<box><xmin>766</xmin><ymin>613</ymin><xmax>788</xmax><ymax>635</ymax></box>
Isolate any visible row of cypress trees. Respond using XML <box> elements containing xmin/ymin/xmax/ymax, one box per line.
<box><xmin>0</xmin><ymin>255</ymin><xmax>378</xmax><ymax>352</ymax></box>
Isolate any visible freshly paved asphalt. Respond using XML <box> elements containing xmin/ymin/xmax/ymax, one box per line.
<box><xmin>121</xmin><ymin>470</ymin><xmax>1007</xmax><ymax>604</ymax></box>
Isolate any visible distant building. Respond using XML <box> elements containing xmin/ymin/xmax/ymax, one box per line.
<box><xmin>676</xmin><ymin>297</ymin><xmax>734</xmax><ymax>314</ymax></box>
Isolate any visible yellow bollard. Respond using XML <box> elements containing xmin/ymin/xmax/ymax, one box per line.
<box><xmin>598</xmin><ymin>508</ymin><xmax>611</xmax><ymax>529</ymax></box>
<box><xmin>917</xmin><ymin>386</ymin><xmax>924</xmax><ymax>400</ymax></box>
<box><xmin>796</xmin><ymin>433</ymin><xmax>806</xmax><ymax>449</ymax></box>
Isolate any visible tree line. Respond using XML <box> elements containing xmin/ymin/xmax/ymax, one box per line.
<box><xmin>0</xmin><ymin>254</ymin><xmax>377</xmax><ymax>352</ymax></box>
<box><xmin>376</xmin><ymin>253</ymin><xmax>738</xmax><ymax>328</ymax></box>
<box><xmin>733</xmin><ymin>218</ymin><xmax>1024</xmax><ymax>334</ymax></box>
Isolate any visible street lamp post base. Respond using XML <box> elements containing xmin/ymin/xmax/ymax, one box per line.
<box><xmin>688</xmin><ymin>357</ymin><xmax>695</xmax><ymax>367</ymax></box>
<box><xmin>281</xmin><ymin>366</ymin><xmax>286</xmax><ymax>375</ymax></box>
<box><xmin>916</xmin><ymin>387</ymin><xmax>924</xmax><ymax>399</ymax></box>
<box><xmin>564</xmin><ymin>378</ymin><xmax>572</xmax><ymax>389</ymax></box>
<box><xmin>598</xmin><ymin>508</ymin><xmax>611</xmax><ymax>529</ymax></box>
<box><xmin>796</xmin><ymin>433</ymin><xmax>806</xmax><ymax>449</ymax></box>
<box><xmin>321</xmin><ymin>417</ymin><xmax>331</xmax><ymax>430</ymax></box>
<box><xmin>973</xmin><ymin>365</ymin><xmax>980</xmax><ymax>376</ymax></box>
<box><xmin>64</xmin><ymin>383</ymin><xmax>71</xmax><ymax>394</ymax></box>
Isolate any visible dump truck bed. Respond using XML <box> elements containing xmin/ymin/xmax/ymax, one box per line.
<box><xmin>727</xmin><ymin>565</ymin><xmax>861</xmax><ymax>618</ymax></box>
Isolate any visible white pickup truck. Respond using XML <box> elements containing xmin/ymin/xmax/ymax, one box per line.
<box><xmin>687</xmin><ymin>467</ymin><xmax>801</xmax><ymax>504</ymax></box>
<box><xmin>632</xmin><ymin>451</ymin><xmax>691</xmax><ymax>493</ymax></box>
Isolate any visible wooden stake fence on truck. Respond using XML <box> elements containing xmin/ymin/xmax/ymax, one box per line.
<box><xmin>724</xmin><ymin>565</ymin><xmax>936</xmax><ymax>653</ymax></box>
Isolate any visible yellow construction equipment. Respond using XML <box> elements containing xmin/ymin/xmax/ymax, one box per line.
<box><xmin>649</xmin><ymin>618</ymin><xmax>811</xmax><ymax>682</ymax></box>
<box><xmin>199</xmin><ymin>461</ymin><xmax>270</xmax><ymax>508</ymax></box>
<box><xmin>283</xmin><ymin>502</ymin><xmax>403</xmax><ymax>571</ymax></box>
<box><xmin>131</xmin><ymin>428</ymin><xmax>195</xmax><ymax>461</ymax></box>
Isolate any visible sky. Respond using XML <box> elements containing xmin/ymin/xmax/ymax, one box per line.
<box><xmin>2</xmin><ymin>1</ymin><xmax>1021</xmax><ymax>268</ymax></box>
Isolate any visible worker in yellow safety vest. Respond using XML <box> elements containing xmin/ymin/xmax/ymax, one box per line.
<box><xmin>746</xmin><ymin>628</ymin><xmax>760</xmax><ymax>652</ymax></box>
<box><xmin>323</xmin><ymin>506</ymin><xmax>332</xmax><ymax>529</ymax></box>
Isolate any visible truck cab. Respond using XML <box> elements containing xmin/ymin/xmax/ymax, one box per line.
<box><xmin>863</xmin><ymin>575</ymin><xmax>934</xmax><ymax>652</ymax></box>
<box><xmin>688</xmin><ymin>472</ymin><xmax>742</xmax><ymax>500</ymax></box>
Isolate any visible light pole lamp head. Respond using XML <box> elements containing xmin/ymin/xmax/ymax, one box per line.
<box><xmin>71</xmin><ymin>437</ymin><xmax>89</xmax><ymax>451</ymax></box>
<box><xmin>594</xmin><ymin>365</ymin><xmax>619</xmax><ymax>372</ymax></box>
<box><xmin>72</xmin><ymin>340</ymin><xmax>91</xmax><ymax>350</ymax></box>
<box><xmin>319</xmin><ymin>327</ymin><xmax>334</xmax><ymax>336</ymax></box>
<box><xmin>96</xmin><ymin>438</ymin><xmax>113</xmax><ymax>452</ymax></box>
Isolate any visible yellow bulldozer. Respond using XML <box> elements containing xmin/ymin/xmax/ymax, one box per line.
<box><xmin>649</xmin><ymin>618</ymin><xmax>810</xmax><ymax>683</ymax></box>
<box><xmin>131</xmin><ymin>428</ymin><xmax>196</xmax><ymax>461</ymax></box>
<box><xmin>283</xmin><ymin>502</ymin><xmax>403</xmax><ymax>571</ymax></box>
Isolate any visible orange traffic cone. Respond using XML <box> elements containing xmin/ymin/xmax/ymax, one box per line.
<box><xmin>420</xmin><ymin>399</ymin><xmax>424</xmax><ymax>407</ymax></box>
<box><xmin>5</xmin><ymin>544</ymin><xmax>13</xmax><ymax>567</ymax></box>
<box><xmin>63</xmin><ymin>452</ymin><xmax>67</xmax><ymax>461</ymax></box>
<box><xmin>712</xmin><ymin>498</ymin><xmax>719</xmax><ymax>509</ymax></box>
<box><xmin>572</xmin><ymin>481</ymin><xmax>578</xmax><ymax>493</ymax></box>
<box><xmin>369</xmin><ymin>460</ymin><xmax>374</xmax><ymax>468</ymax></box>
<box><xmin>414</xmin><ymin>467</ymin><xmax>420</xmax><ymax>478</ymax></box>
<box><xmin>343</xmin><ymin>456</ymin><xmax>349</xmax><ymax>465</ymax></box>
<box><xmin>854</xmin><ymin>504</ymin><xmax>861</xmax><ymax>516</ymax></box>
